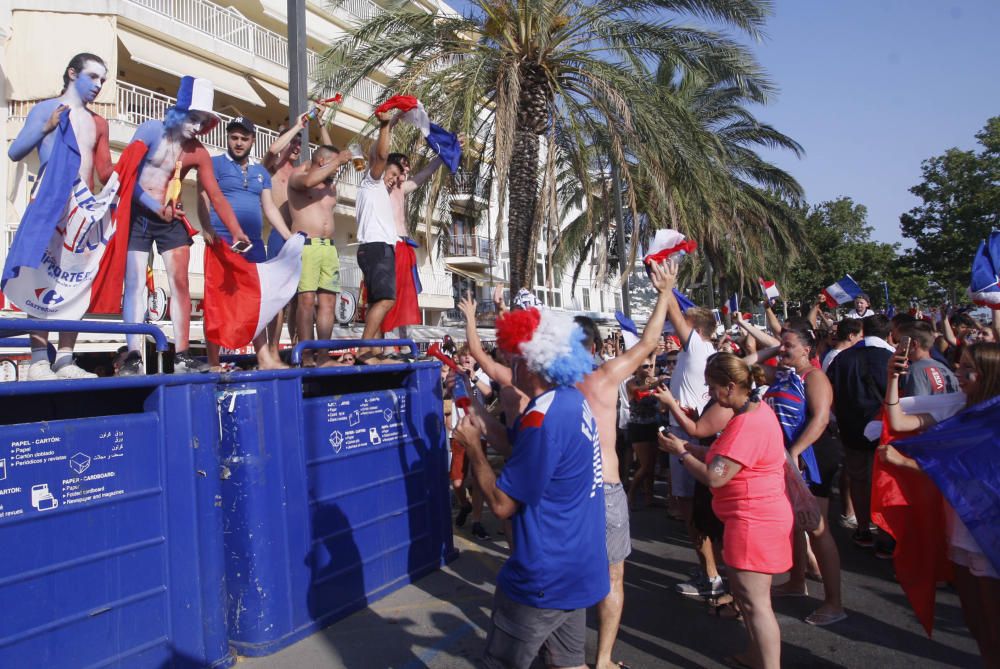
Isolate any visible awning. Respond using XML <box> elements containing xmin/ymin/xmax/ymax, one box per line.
<box><xmin>445</xmin><ymin>264</ymin><xmax>503</xmax><ymax>284</ymax></box>
<box><xmin>250</xmin><ymin>77</ymin><xmax>290</xmax><ymax>106</ymax></box>
<box><xmin>118</xmin><ymin>31</ymin><xmax>266</xmax><ymax>107</ymax></box>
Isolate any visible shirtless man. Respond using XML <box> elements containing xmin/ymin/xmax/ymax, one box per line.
<box><xmin>5</xmin><ymin>53</ymin><xmax>113</xmax><ymax>379</ymax></box>
<box><xmin>118</xmin><ymin>76</ymin><xmax>249</xmax><ymax>375</ymax></box>
<box><xmin>262</xmin><ymin>113</ymin><xmax>335</xmax><ymax>356</ymax></box>
<box><xmin>456</xmin><ymin>260</ymin><xmax>672</xmax><ymax>669</ymax></box>
<box><xmin>286</xmin><ymin>144</ymin><xmax>352</xmax><ymax>366</ymax></box>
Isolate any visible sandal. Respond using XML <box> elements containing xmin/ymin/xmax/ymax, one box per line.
<box><xmin>709</xmin><ymin>598</ymin><xmax>742</xmax><ymax>622</ymax></box>
<box><xmin>805</xmin><ymin>610</ymin><xmax>847</xmax><ymax>626</ymax></box>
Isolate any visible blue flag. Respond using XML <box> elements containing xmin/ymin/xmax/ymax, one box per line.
<box><xmin>672</xmin><ymin>288</ymin><xmax>696</xmax><ymax>313</ymax></box>
<box><xmin>2</xmin><ymin>111</ymin><xmax>81</xmax><ymax>283</ymax></box>
<box><xmin>426</xmin><ymin>123</ymin><xmax>462</xmax><ymax>174</ymax></box>
<box><xmin>895</xmin><ymin>393</ymin><xmax>1000</xmax><ymax>575</ymax></box>
<box><xmin>969</xmin><ymin>231</ymin><xmax>1000</xmax><ymax>307</ymax></box>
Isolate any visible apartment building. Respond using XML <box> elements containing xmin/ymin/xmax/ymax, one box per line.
<box><xmin>1</xmin><ymin>0</ymin><xmax>621</xmax><ymax>351</ymax></box>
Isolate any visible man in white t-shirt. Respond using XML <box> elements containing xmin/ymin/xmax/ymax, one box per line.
<box><xmin>355</xmin><ymin>109</ymin><xmax>403</xmax><ymax>362</ymax></box>
<box><xmin>664</xmin><ymin>279</ymin><xmax>720</xmax><ymax>596</ymax></box>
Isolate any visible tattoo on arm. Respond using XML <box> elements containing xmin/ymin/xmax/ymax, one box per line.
<box><xmin>710</xmin><ymin>456</ymin><xmax>730</xmax><ymax>479</ymax></box>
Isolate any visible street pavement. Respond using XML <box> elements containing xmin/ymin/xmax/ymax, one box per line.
<box><xmin>241</xmin><ymin>487</ymin><xmax>980</xmax><ymax>669</ymax></box>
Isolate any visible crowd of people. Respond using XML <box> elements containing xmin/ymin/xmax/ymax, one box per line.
<box><xmin>441</xmin><ymin>272</ymin><xmax>999</xmax><ymax>668</ymax></box>
<box><xmin>5</xmin><ymin>55</ymin><xmax>456</xmax><ymax>378</ymax></box>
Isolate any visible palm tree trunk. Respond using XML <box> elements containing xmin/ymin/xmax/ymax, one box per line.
<box><xmin>507</xmin><ymin>130</ymin><xmax>541</xmax><ymax>294</ymax></box>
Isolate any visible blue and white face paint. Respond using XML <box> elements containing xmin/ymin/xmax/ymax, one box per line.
<box><xmin>71</xmin><ymin>61</ymin><xmax>107</xmax><ymax>104</ymax></box>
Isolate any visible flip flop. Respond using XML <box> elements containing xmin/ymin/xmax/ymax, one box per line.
<box><xmin>805</xmin><ymin>610</ymin><xmax>848</xmax><ymax>626</ymax></box>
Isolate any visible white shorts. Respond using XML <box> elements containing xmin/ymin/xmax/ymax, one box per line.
<box><xmin>668</xmin><ymin>425</ymin><xmax>696</xmax><ymax>498</ymax></box>
<box><xmin>950</xmin><ymin>545</ymin><xmax>999</xmax><ymax>579</ymax></box>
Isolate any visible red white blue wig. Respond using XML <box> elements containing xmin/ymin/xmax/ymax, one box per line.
<box><xmin>496</xmin><ymin>307</ymin><xmax>592</xmax><ymax>386</ymax></box>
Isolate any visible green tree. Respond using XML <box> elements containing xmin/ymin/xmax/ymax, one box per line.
<box><xmin>318</xmin><ymin>0</ymin><xmax>776</xmax><ymax>293</ymax></box>
<box><xmin>900</xmin><ymin>117</ymin><xmax>1000</xmax><ymax>301</ymax></box>
<box><xmin>782</xmin><ymin>197</ymin><xmax>931</xmax><ymax>312</ymax></box>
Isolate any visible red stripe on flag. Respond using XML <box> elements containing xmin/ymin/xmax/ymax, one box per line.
<box><xmin>203</xmin><ymin>239</ymin><xmax>261</xmax><ymax>349</ymax></box>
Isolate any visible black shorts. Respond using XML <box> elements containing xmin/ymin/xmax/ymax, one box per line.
<box><xmin>808</xmin><ymin>427</ymin><xmax>843</xmax><ymax>498</ymax></box>
<box><xmin>628</xmin><ymin>422</ymin><xmax>658</xmax><ymax>444</ymax></box>
<box><xmin>128</xmin><ymin>206</ymin><xmax>193</xmax><ymax>254</ymax></box>
<box><xmin>692</xmin><ymin>481</ymin><xmax>724</xmax><ymax>542</ymax></box>
<box><xmin>357</xmin><ymin>242</ymin><xmax>395</xmax><ymax>304</ymax></box>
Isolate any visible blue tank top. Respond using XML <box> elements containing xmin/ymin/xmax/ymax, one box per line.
<box><xmin>763</xmin><ymin>368</ymin><xmax>821</xmax><ymax>486</ymax></box>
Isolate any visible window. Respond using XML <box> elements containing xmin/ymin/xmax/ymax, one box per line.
<box><xmin>581</xmin><ymin>287</ymin><xmax>591</xmax><ymax>311</ymax></box>
<box><xmin>535</xmin><ymin>289</ymin><xmax>545</xmax><ymax>304</ymax></box>
<box><xmin>535</xmin><ymin>263</ymin><xmax>545</xmax><ymax>287</ymax></box>
<box><xmin>549</xmin><ymin>290</ymin><xmax>562</xmax><ymax>308</ymax></box>
<box><xmin>614</xmin><ymin>293</ymin><xmax>623</xmax><ymax>312</ymax></box>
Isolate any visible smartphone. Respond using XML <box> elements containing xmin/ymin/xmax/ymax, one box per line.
<box><xmin>231</xmin><ymin>240</ymin><xmax>253</xmax><ymax>254</ymax></box>
<box><xmin>896</xmin><ymin>335</ymin><xmax>911</xmax><ymax>358</ymax></box>
<box><xmin>658</xmin><ymin>425</ymin><xmax>668</xmax><ymax>435</ymax></box>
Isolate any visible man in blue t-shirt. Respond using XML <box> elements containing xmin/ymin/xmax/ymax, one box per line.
<box><xmin>197</xmin><ymin>117</ymin><xmax>290</xmax><ymax>369</ymax></box>
<box><xmin>454</xmin><ymin>308</ymin><xmax>609</xmax><ymax>669</ymax></box>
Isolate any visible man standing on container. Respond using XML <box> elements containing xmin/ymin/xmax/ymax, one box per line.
<box><xmin>118</xmin><ymin>76</ymin><xmax>250</xmax><ymax>375</ymax></box>
<box><xmin>4</xmin><ymin>53</ymin><xmax>113</xmax><ymax>379</ymax></box>
<box><xmin>454</xmin><ymin>308</ymin><xmax>609</xmax><ymax>669</ymax></box>
<box><xmin>355</xmin><ymin>110</ymin><xmax>403</xmax><ymax>363</ymax></box>
<box><xmin>287</xmin><ymin>144</ymin><xmax>353</xmax><ymax>366</ymax></box>
<box><xmin>197</xmin><ymin>116</ymin><xmax>289</xmax><ymax>370</ymax></box>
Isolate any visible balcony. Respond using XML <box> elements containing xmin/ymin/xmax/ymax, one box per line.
<box><xmin>122</xmin><ymin>0</ymin><xmax>383</xmax><ymax>106</ymax></box>
<box><xmin>449</xmin><ymin>170</ymin><xmax>489</xmax><ymax>213</ymax></box>
<box><xmin>444</xmin><ymin>234</ymin><xmax>492</xmax><ymax>268</ymax></box>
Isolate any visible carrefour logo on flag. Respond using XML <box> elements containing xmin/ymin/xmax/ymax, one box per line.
<box><xmin>34</xmin><ymin>288</ymin><xmax>64</xmax><ymax>306</ymax></box>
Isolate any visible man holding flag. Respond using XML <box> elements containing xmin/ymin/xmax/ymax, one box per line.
<box><xmin>118</xmin><ymin>76</ymin><xmax>250</xmax><ymax>375</ymax></box>
<box><xmin>197</xmin><ymin>117</ymin><xmax>294</xmax><ymax>370</ymax></box>
<box><xmin>3</xmin><ymin>53</ymin><xmax>114</xmax><ymax>380</ymax></box>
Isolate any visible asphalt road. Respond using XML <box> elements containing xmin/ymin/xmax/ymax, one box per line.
<box><xmin>241</xmin><ymin>488</ymin><xmax>981</xmax><ymax>669</ymax></box>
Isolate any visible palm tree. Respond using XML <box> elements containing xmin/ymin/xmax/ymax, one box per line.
<box><xmin>316</xmin><ymin>0</ymin><xmax>776</xmax><ymax>293</ymax></box>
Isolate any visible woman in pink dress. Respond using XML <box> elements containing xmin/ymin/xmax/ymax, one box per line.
<box><xmin>659</xmin><ymin>353</ymin><xmax>792</xmax><ymax>669</ymax></box>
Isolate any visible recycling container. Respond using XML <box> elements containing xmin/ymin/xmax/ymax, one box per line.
<box><xmin>0</xmin><ymin>373</ymin><xmax>231</xmax><ymax>669</ymax></box>
<box><xmin>218</xmin><ymin>340</ymin><xmax>455</xmax><ymax>656</ymax></box>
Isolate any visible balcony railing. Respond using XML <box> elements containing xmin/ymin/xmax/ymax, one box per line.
<box><xmin>446</xmin><ymin>234</ymin><xmax>491</xmax><ymax>260</ymax></box>
<box><xmin>123</xmin><ymin>0</ymin><xmax>382</xmax><ymax>104</ymax></box>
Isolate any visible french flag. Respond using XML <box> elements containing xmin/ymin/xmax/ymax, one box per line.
<box><xmin>822</xmin><ymin>275</ymin><xmax>864</xmax><ymax>307</ymax></box>
<box><xmin>759</xmin><ymin>277</ymin><xmax>780</xmax><ymax>304</ymax></box>
<box><xmin>720</xmin><ymin>294</ymin><xmax>739</xmax><ymax>316</ymax></box>
<box><xmin>643</xmin><ymin>229</ymin><xmax>697</xmax><ymax>267</ymax></box>
<box><xmin>375</xmin><ymin>95</ymin><xmax>463</xmax><ymax>173</ymax></box>
<box><xmin>672</xmin><ymin>288</ymin><xmax>696</xmax><ymax>314</ymax></box>
<box><xmin>615</xmin><ymin>310</ymin><xmax>640</xmax><ymax>350</ymax></box>
<box><xmin>968</xmin><ymin>231</ymin><xmax>1000</xmax><ymax>307</ymax></box>
<box><xmin>202</xmin><ymin>233</ymin><xmax>305</xmax><ymax>349</ymax></box>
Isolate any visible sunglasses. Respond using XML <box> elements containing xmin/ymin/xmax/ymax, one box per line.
<box><xmin>640</xmin><ymin>364</ymin><xmax>652</xmax><ymax>369</ymax></box>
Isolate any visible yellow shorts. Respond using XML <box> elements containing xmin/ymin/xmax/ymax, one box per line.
<box><xmin>297</xmin><ymin>240</ymin><xmax>341</xmax><ymax>293</ymax></box>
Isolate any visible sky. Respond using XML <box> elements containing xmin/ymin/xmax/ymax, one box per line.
<box><xmin>747</xmin><ymin>0</ymin><xmax>1000</xmax><ymax>244</ymax></box>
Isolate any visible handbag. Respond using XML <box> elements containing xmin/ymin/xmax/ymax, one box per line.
<box><xmin>784</xmin><ymin>450</ymin><xmax>821</xmax><ymax>532</ymax></box>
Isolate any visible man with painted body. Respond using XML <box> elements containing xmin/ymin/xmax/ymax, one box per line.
<box><xmin>287</xmin><ymin>144</ymin><xmax>353</xmax><ymax>366</ymax></box>
<box><xmin>118</xmin><ymin>77</ymin><xmax>248</xmax><ymax>375</ymax></box>
<box><xmin>6</xmin><ymin>53</ymin><xmax>113</xmax><ymax>379</ymax></box>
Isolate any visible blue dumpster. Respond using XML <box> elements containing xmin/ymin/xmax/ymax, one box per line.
<box><xmin>218</xmin><ymin>340</ymin><xmax>455</xmax><ymax>656</ymax></box>
<box><xmin>0</xmin><ymin>373</ymin><xmax>232</xmax><ymax>668</ymax></box>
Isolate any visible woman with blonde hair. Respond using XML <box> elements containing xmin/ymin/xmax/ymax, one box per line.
<box><xmin>659</xmin><ymin>353</ymin><xmax>791</xmax><ymax>669</ymax></box>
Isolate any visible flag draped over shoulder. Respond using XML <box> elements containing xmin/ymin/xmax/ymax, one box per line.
<box><xmin>203</xmin><ymin>233</ymin><xmax>305</xmax><ymax>349</ymax></box>
<box><xmin>1</xmin><ymin>111</ymin><xmax>146</xmax><ymax>318</ymax></box>
<box><xmin>375</xmin><ymin>95</ymin><xmax>462</xmax><ymax>173</ymax></box>
<box><xmin>895</xmin><ymin>394</ymin><xmax>1000</xmax><ymax>575</ymax></box>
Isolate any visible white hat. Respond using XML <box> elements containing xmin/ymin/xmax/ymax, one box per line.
<box><xmin>174</xmin><ymin>76</ymin><xmax>219</xmax><ymax>134</ymax></box>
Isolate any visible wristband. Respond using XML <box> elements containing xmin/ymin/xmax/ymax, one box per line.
<box><xmin>679</xmin><ymin>450</ymin><xmax>692</xmax><ymax>461</ymax></box>
<box><xmin>884</xmin><ymin>401</ymin><xmax>899</xmax><ymax>406</ymax></box>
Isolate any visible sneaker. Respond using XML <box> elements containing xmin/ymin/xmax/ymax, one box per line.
<box><xmin>117</xmin><ymin>351</ymin><xmax>144</xmax><ymax>376</ymax></box>
<box><xmin>838</xmin><ymin>514</ymin><xmax>858</xmax><ymax>530</ymax></box>
<box><xmin>676</xmin><ymin>575</ymin><xmax>725</xmax><ymax>598</ymax></box>
<box><xmin>852</xmin><ymin>530</ymin><xmax>875</xmax><ymax>549</ymax></box>
<box><xmin>175</xmin><ymin>350</ymin><xmax>210</xmax><ymax>374</ymax></box>
<box><xmin>26</xmin><ymin>360</ymin><xmax>58</xmax><ymax>381</ymax></box>
<box><xmin>470</xmin><ymin>522</ymin><xmax>489</xmax><ymax>540</ymax></box>
<box><xmin>455</xmin><ymin>505</ymin><xmax>472</xmax><ymax>528</ymax></box>
<box><xmin>55</xmin><ymin>363</ymin><xmax>97</xmax><ymax>380</ymax></box>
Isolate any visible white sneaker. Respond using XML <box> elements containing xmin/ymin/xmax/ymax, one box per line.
<box><xmin>55</xmin><ymin>363</ymin><xmax>97</xmax><ymax>380</ymax></box>
<box><xmin>26</xmin><ymin>360</ymin><xmax>58</xmax><ymax>381</ymax></box>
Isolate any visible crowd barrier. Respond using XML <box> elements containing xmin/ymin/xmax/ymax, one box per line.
<box><xmin>0</xmin><ymin>330</ymin><xmax>454</xmax><ymax>666</ymax></box>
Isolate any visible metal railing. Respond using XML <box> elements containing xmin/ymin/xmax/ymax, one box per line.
<box><xmin>451</xmin><ymin>170</ymin><xmax>488</xmax><ymax>199</ymax></box>
<box><xmin>446</xmin><ymin>234</ymin><xmax>491</xmax><ymax>259</ymax></box>
<box><xmin>333</xmin><ymin>0</ymin><xmax>383</xmax><ymax>22</ymax></box>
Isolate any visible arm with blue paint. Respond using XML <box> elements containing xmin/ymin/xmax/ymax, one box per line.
<box><xmin>8</xmin><ymin>99</ymin><xmax>64</xmax><ymax>162</ymax></box>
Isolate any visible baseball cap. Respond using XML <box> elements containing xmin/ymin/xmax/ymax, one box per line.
<box><xmin>226</xmin><ymin>116</ymin><xmax>255</xmax><ymax>134</ymax></box>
